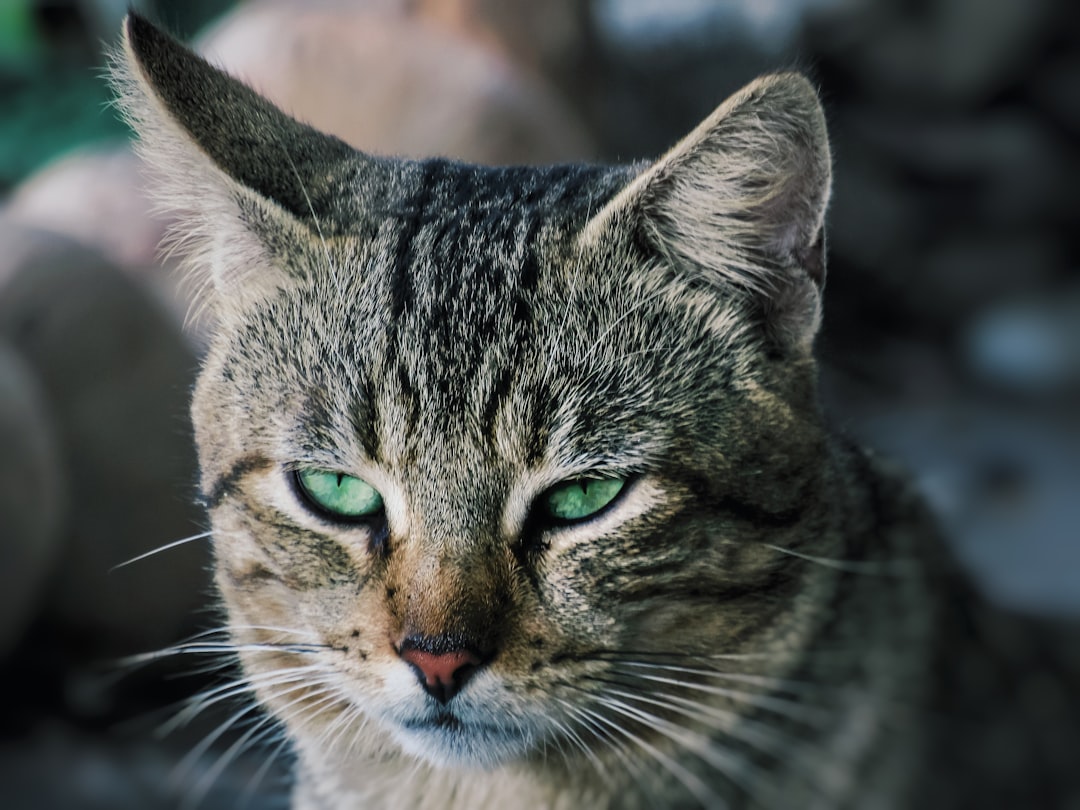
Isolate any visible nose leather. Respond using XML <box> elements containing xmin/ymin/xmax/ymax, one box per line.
<box><xmin>398</xmin><ymin>646</ymin><xmax>482</xmax><ymax>704</ymax></box>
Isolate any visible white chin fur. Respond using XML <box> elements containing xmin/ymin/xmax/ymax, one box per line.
<box><xmin>390</xmin><ymin>721</ymin><xmax>536</xmax><ymax>769</ymax></box>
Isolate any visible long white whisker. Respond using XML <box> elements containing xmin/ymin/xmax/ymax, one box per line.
<box><xmin>240</xmin><ymin>732</ymin><xmax>293</xmax><ymax>809</ymax></box>
<box><xmin>615</xmin><ymin>661</ymin><xmax>839</xmax><ymax>697</ymax></box>
<box><xmin>596</xmin><ymin>694</ymin><xmax>765</xmax><ymax>805</ymax></box>
<box><xmin>182</xmin><ymin>679</ymin><xmax>339</xmax><ymax>810</ymax></box>
<box><xmin>204</xmin><ymin>625</ymin><xmax>321</xmax><ymax>640</ymax></box>
<box><xmin>161</xmin><ymin>665</ymin><xmax>327</xmax><ymax>736</ymax></box>
<box><xmin>602</xmin><ymin>670</ymin><xmax>830</xmax><ymax>727</ymax></box>
<box><xmin>596</xmin><ymin>682</ymin><xmax>833</xmax><ymax>801</ymax></box>
<box><xmin>550</xmin><ymin>709</ymin><xmax>609</xmax><ymax>782</ymax></box>
<box><xmin>763</xmin><ymin>544</ymin><xmax>918</xmax><ymax>575</ymax></box>
<box><xmin>578</xmin><ymin>702</ymin><xmax>726</xmax><ymax>810</ymax></box>
<box><xmin>109</xmin><ymin>531</ymin><xmax>213</xmax><ymax>572</ymax></box>
<box><xmin>173</xmin><ymin>676</ymin><xmax>335</xmax><ymax>795</ymax></box>
<box><xmin>312</xmin><ymin>690</ymin><xmax>365</xmax><ymax>756</ymax></box>
<box><xmin>181</xmin><ymin>710</ymin><xmax>282</xmax><ymax>810</ymax></box>
<box><xmin>123</xmin><ymin>641</ymin><xmax>327</xmax><ymax>667</ymax></box>
<box><xmin>555</xmin><ymin>698</ymin><xmax>645</xmax><ymax>780</ymax></box>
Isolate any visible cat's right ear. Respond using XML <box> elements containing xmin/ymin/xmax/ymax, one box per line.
<box><xmin>579</xmin><ymin>73</ymin><xmax>831</xmax><ymax>355</ymax></box>
<box><xmin>111</xmin><ymin>14</ymin><xmax>378</xmax><ymax>315</ymax></box>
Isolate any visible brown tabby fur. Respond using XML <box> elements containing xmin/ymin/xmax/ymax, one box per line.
<box><xmin>113</xmin><ymin>13</ymin><xmax>1079</xmax><ymax>810</ymax></box>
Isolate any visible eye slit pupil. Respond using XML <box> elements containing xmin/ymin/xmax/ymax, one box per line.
<box><xmin>542</xmin><ymin>476</ymin><xmax>626</xmax><ymax>524</ymax></box>
<box><xmin>294</xmin><ymin>469</ymin><xmax>384</xmax><ymax>521</ymax></box>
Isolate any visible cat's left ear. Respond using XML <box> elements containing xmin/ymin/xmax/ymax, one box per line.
<box><xmin>111</xmin><ymin>13</ymin><xmax>384</xmax><ymax>316</ymax></box>
<box><xmin>582</xmin><ymin>73</ymin><xmax>831</xmax><ymax>354</ymax></box>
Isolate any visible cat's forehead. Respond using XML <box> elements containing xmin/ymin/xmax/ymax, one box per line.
<box><xmin>333</xmin><ymin>158</ymin><xmax>635</xmax><ymax>247</ymax></box>
<box><xmin>217</xmin><ymin>193</ymin><xmax>751</xmax><ymax>481</ymax></box>
<box><xmin>227</xmin><ymin>240</ymin><xmax>751</xmax><ymax>482</ymax></box>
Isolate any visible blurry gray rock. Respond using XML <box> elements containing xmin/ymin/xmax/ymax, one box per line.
<box><xmin>0</xmin><ymin>223</ymin><xmax>210</xmax><ymax>657</ymax></box>
<box><xmin>964</xmin><ymin>287</ymin><xmax>1080</xmax><ymax>395</ymax></box>
<box><xmin>0</xmin><ymin>341</ymin><xmax>65</xmax><ymax>656</ymax></box>
<box><xmin>1033</xmin><ymin>53</ymin><xmax>1080</xmax><ymax>136</ymax></box>
<box><xmin>919</xmin><ymin>232</ymin><xmax>1062</xmax><ymax>320</ymax></box>
<box><xmin>4</xmin><ymin>145</ymin><xmax>196</xmax><ymax>338</ymax></box>
<box><xmin>4</xmin><ymin>147</ymin><xmax>159</xmax><ymax>270</ymax></box>
<box><xmin>846</xmin><ymin>110</ymin><xmax>1076</xmax><ymax>227</ymax></box>
<box><xmin>197</xmin><ymin>0</ymin><xmax>596</xmax><ymax>166</ymax></box>
<box><xmin>810</xmin><ymin>0</ymin><xmax>1051</xmax><ymax>106</ymax></box>
<box><xmin>827</xmin><ymin>147</ymin><xmax>923</xmax><ymax>272</ymax></box>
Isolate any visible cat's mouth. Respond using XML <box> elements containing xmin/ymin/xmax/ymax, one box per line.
<box><xmin>392</xmin><ymin>707</ymin><xmax>537</xmax><ymax>767</ymax></box>
<box><xmin>401</xmin><ymin>709</ymin><xmax>465</xmax><ymax>732</ymax></box>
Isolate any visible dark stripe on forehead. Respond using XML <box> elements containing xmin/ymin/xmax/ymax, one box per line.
<box><xmin>371</xmin><ymin>161</ymin><xmax>632</xmax><ymax>444</ymax></box>
<box><xmin>380</xmin><ymin>160</ymin><xmax>450</xmax><ymax>431</ymax></box>
<box><xmin>479</xmin><ymin>362</ymin><xmax>516</xmax><ymax>442</ymax></box>
<box><xmin>477</xmin><ymin>211</ymin><xmax>545</xmax><ymax>450</ymax></box>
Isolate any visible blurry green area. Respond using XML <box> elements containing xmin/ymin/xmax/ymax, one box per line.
<box><xmin>0</xmin><ymin>0</ymin><xmax>235</xmax><ymax>192</ymax></box>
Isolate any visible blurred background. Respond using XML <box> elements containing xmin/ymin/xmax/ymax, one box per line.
<box><xmin>0</xmin><ymin>0</ymin><xmax>1077</xmax><ymax>807</ymax></box>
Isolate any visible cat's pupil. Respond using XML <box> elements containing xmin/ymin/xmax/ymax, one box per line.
<box><xmin>296</xmin><ymin>469</ymin><xmax>383</xmax><ymax>520</ymax></box>
<box><xmin>545</xmin><ymin>477</ymin><xmax>625</xmax><ymax>522</ymax></box>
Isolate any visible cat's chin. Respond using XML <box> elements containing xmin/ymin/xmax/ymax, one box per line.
<box><xmin>388</xmin><ymin>710</ymin><xmax>538</xmax><ymax>769</ymax></box>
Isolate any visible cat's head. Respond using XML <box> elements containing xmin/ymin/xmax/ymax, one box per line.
<box><xmin>116</xmin><ymin>14</ymin><xmax>835</xmax><ymax>771</ymax></box>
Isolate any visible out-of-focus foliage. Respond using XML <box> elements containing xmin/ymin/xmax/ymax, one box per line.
<box><xmin>0</xmin><ymin>0</ymin><xmax>235</xmax><ymax>191</ymax></box>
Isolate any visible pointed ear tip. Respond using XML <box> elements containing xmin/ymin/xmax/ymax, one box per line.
<box><xmin>751</xmin><ymin>72</ymin><xmax>823</xmax><ymax>106</ymax></box>
<box><xmin>119</xmin><ymin>12</ymin><xmax>142</xmax><ymax>63</ymax></box>
<box><xmin>121</xmin><ymin>11</ymin><xmax>140</xmax><ymax>43</ymax></box>
<box><xmin>121</xmin><ymin>11</ymin><xmax>168</xmax><ymax>66</ymax></box>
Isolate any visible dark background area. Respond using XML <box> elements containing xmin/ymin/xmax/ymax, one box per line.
<box><xmin>0</xmin><ymin>0</ymin><xmax>1077</xmax><ymax>807</ymax></box>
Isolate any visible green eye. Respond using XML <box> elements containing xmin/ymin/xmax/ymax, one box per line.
<box><xmin>296</xmin><ymin>469</ymin><xmax>383</xmax><ymax>519</ymax></box>
<box><xmin>544</xmin><ymin>477</ymin><xmax>626</xmax><ymax>522</ymax></box>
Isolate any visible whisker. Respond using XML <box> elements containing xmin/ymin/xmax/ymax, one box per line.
<box><xmin>122</xmin><ymin>641</ymin><xmax>328</xmax><ymax>668</ymax></box>
<box><xmin>614</xmin><ymin>661</ymin><xmax>840</xmax><ymax>697</ymax></box>
<box><xmin>203</xmin><ymin>624</ymin><xmax>321</xmax><ymax>640</ymax></box>
<box><xmin>109</xmin><ymin>530</ymin><xmax>213</xmax><ymax>572</ymax></box>
<box><xmin>181</xmin><ymin>711</ymin><xmax>282</xmax><ymax>810</ymax></box>
<box><xmin>595</xmin><ymin>694</ymin><xmax>768</xmax><ymax>806</ymax></box>
<box><xmin>240</xmin><ymin>732</ymin><xmax>293</xmax><ymax>809</ymax></box>
<box><xmin>173</xmin><ymin>676</ymin><xmax>335</xmax><ymax>797</ymax></box>
<box><xmin>576</xmin><ymin>702</ymin><xmax>727</xmax><ymax>810</ymax></box>
<box><xmin>554</xmin><ymin>698</ymin><xmax>645</xmax><ymax>788</ymax></box>
<box><xmin>599</xmin><ymin>680</ymin><xmax>784</xmax><ymax>748</ymax></box>
<box><xmin>315</xmin><ymin>693</ymin><xmax>367</xmax><ymax>757</ymax></box>
<box><xmin>763</xmin><ymin>544</ymin><xmax>918</xmax><ymax>576</ymax></box>
<box><xmin>595</xmin><ymin>670</ymin><xmax>831</xmax><ymax>728</ymax></box>
<box><xmin>592</xmin><ymin>680</ymin><xmax>837</xmax><ymax>801</ymax></box>
<box><xmin>549</xmin><ymin>711</ymin><xmax>609</xmax><ymax>783</ymax></box>
<box><xmin>577</xmin><ymin>648</ymin><xmax>809</xmax><ymax>663</ymax></box>
<box><xmin>181</xmin><ymin>681</ymin><xmax>338</xmax><ymax>810</ymax></box>
<box><xmin>161</xmin><ymin>665</ymin><xmax>326</xmax><ymax>737</ymax></box>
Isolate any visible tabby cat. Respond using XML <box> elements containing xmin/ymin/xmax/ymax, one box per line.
<box><xmin>114</xmin><ymin>14</ymin><xmax>1078</xmax><ymax>810</ymax></box>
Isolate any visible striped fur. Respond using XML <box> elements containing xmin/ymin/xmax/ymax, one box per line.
<box><xmin>113</xmin><ymin>13</ymin><xmax>1080</xmax><ymax>810</ymax></box>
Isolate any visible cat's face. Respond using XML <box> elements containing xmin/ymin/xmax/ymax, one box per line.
<box><xmin>117</xmin><ymin>15</ymin><xmax>833</xmax><ymax>772</ymax></box>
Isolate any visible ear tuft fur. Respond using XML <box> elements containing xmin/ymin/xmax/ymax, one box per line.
<box><xmin>582</xmin><ymin>73</ymin><xmax>832</xmax><ymax>353</ymax></box>
<box><xmin>108</xmin><ymin>14</ymin><xmax>375</xmax><ymax>315</ymax></box>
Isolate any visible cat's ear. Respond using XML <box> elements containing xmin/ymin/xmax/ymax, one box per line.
<box><xmin>111</xmin><ymin>13</ymin><xmax>376</xmax><ymax>314</ymax></box>
<box><xmin>582</xmin><ymin>73</ymin><xmax>831</xmax><ymax>353</ymax></box>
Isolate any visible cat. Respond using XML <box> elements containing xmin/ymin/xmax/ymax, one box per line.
<box><xmin>113</xmin><ymin>13</ymin><xmax>1079</xmax><ymax>810</ymax></box>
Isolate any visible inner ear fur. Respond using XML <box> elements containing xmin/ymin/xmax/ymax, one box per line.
<box><xmin>111</xmin><ymin>13</ymin><xmax>385</xmax><ymax>312</ymax></box>
<box><xmin>581</xmin><ymin>73</ymin><xmax>832</xmax><ymax>354</ymax></box>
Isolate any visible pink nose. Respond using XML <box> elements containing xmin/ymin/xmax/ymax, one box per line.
<box><xmin>398</xmin><ymin>646</ymin><xmax>482</xmax><ymax>704</ymax></box>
